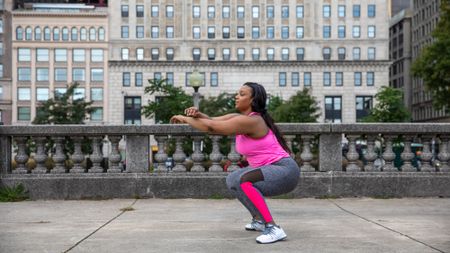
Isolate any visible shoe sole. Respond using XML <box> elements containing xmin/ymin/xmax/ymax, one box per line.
<box><xmin>245</xmin><ymin>227</ymin><xmax>264</xmax><ymax>232</ymax></box>
<box><xmin>256</xmin><ymin>236</ymin><xmax>287</xmax><ymax>244</ymax></box>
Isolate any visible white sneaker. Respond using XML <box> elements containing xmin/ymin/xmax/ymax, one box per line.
<box><xmin>245</xmin><ymin>219</ymin><xmax>265</xmax><ymax>232</ymax></box>
<box><xmin>256</xmin><ymin>225</ymin><xmax>287</xmax><ymax>244</ymax></box>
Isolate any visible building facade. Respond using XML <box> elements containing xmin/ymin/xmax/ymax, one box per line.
<box><xmin>411</xmin><ymin>0</ymin><xmax>448</xmax><ymax>122</ymax></box>
<box><xmin>0</xmin><ymin>0</ymin><xmax>13</xmax><ymax>125</ymax></box>
<box><xmin>11</xmin><ymin>2</ymin><xmax>109</xmax><ymax>125</ymax></box>
<box><xmin>109</xmin><ymin>0</ymin><xmax>390</xmax><ymax>125</ymax></box>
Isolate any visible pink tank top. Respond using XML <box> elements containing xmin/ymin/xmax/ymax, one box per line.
<box><xmin>235</xmin><ymin>112</ymin><xmax>290</xmax><ymax>168</ymax></box>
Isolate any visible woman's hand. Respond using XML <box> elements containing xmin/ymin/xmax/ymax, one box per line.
<box><xmin>170</xmin><ymin>115</ymin><xmax>188</xmax><ymax>124</ymax></box>
<box><xmin>184</xmin><ymin>107</ymin><xmax>201</xmax><ymax>118</ymax></box>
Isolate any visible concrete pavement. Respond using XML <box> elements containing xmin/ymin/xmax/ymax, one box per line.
<box><xmin>0</xmin><ymin>198</ymin><xmax>449</xmax><ymax>253</ymax></box>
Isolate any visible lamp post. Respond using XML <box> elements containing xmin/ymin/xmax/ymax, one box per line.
<box><xmin>188</xmin><ymin>69</ymin><xmax>203</xmax><ymax>109</ymax></box>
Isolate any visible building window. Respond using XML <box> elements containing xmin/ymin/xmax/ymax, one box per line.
<box><xmin>222</xmin><ymin>26</ymin><xmax>230</xmax><ymax>39</ymax></box>
<box><xmin>35</xmin><ymin>27</ymin><xmax>42</xmax><ymax>40</ymax></box>
<box><xmin>281</xmin><ymin>48</ymin><xmax>289</xmax><ymax>60</ymax></box>
<box><xmin>252</xmin><ymin>48</ymin><xmax>260</xmax><ymax>60</ymax></box>
<box><xmin>91</xmin><ymin>108</ymin><xmax>103</xmax><ymax>121</ymax></box>
<box><xmin>73</xmin><ymin>88</ymin><xmax>85</xmax><ymax>100</ymax></box>
<box><xmin>304</xmin><ymin>72</ymin><xmax>312</xmax><ymax>86</ymax></box>
<box><xmin>73</xmin><ymin>68</ymin><xmax>85</xmax><ymax>81</ymax></box>
<box><xmin>292</xmin><ymin>72</ymin><xmax>299</xmax><ymax>86</ymax></box>
<box><xmin>368</xmin><ymin>5</ymin><xmax>376</xmax><ymax>17</ymax></box>
<box><xmin>36</xmin><ymin>68</ymin><xmax>49</xmax><ymax>81</ymax></box>
<box><xmin>18</xmin><ymin>68</ymin><xmax>31</xmax><ymax>81</ymax></box>
<box><xmin>281</xmin><ymin>26</ymin><xmax>289</xmax><ymax>39</ymax></box>
<box><xmin>356</xmin><ymin>96</ymin><xmax>373</xmax><ymax>121</ymax></box>
<box><xmin>166</xmin><ymin>72</ymin><xmax>174</xmax><ymax>85</ymax></box>
<box><xmin>121</xmin><ymin>5</ymin><xmax>129</xmax><ymax>17</ymax></box>
<box><xmin>18</xmin><ymin>88</ymin><xmax>31</xmax><ymax>101</ymax></box>
<box><xmin>207</xmin><ymin>48</ymin><xmax>215</xmax><ymax>60</ymax></box>
<box><xmin>353</xmin><ymin>47</ymin><xmax>361</xmax><ymax>60</ymax></box>
<box><xmin>18</xmin><ymin>107</ymin><xmax>31</xmax><ymax>121</ymax></box>
<box><xmin>0</xmin><ymin>64</ymin><xmax>2</xmax><ymax>78</ymax></box>
<box><xmin>323</xmin><ymin>47</ymin><xmax>331</xmax><ymax>60</ymax></box>
<box><xmin>124</xmin><ymin>97</ymin><xmax>141</xmax><ymax>125</ymax></box>
<box><xmin>16</xmin><ymin>26</ymin><xmax>24</xmax><ymax>40</ymax></box>
<box><xmin>281</xmin><ymin>6</ymin><xmax>289</xmax><ymax>18</ymax></box>
<box><xmin>193</xmin><ymin>5</ymin><xmax>200</xmax><ymax>18</ymax></box>
<box><xmin>137</xmin><ymin>48</ymin><xmax>144</xmax><ymax>60</ymax></box>
<box><xmin>367</xmin><ymin>72</ymin><xmax>375</xmax><ymax>86</ymax></box>
<box><xmin>154</xmin><ymin>72</ymin><xmax>161</xmax><ymax>81</ymax></box>
<box><xmin>211</xmin><ymin>72</ymin><xmax>218</xmax><ymax>86</ymax></box>
<box><xmin>137</xmin><ymin>26</ymin><xmax>145</xmax><ymax>38</ymax></box>
<box><xmin>36</xmin><ymin>48</ymin><xmax>49</xmax><ymax>62</ymax></box>
<box><xmin>53</xmin><ymin>27</ymin><xmax>60</xmax><ymax>41</ymax></box>
<box><xmin>152</xmin><ymin>5</ymin><xmax>159</xmax><ymax>17</ymax></box>
<box><xmin>338</xmin><ymin>5</ymin><xmax>346</xmax><ymax>17</ymax></box>
<box><xmin>98</xmin><ymin>27</ymin><xmax>105</xmax><ymax>41</ymax></box>
<box><xmin>267</xmin><ymin>26</ymin><xmax>274</xmax><ymax>39</ymax></box>
<box><xmin>237</xmin><ymin>26</ymin><xmax>245</xmax><ymax>38</ymax></box>
<box><xmin>296</xmin><ymin>26</ymin><xmax>304</xmax><ymax>39</ymax></box>
<box><xmin>354</xmin><ymin>72</ymin><xmax>362</xmax><ymax>86</ymax></box>
<box><xmin>18</xmin><ymin>48</ymin><xmax>31</xmax><ymax>62</ymax></box>
<box><xmin>80</xmin><ymin>27</ymin><xmax>87</xmax><ymax>40</ymax></box>
<box><xmin>336</xmin><ymin>72</ymin><xmax>343</xmax><ymax>86</ymax></box>
<box><xmin>223</xmin><ymin>48</ymin><xmax>230</xmax><ymax>60</ymax></box>
<box><xmin>338</xmin><ymin>47</ymin><xmax>346</xmax><ymax>60</ymax></box>
<box><xmin>193</xmin><ymin>48</ymin><xmax>201</xmax><ymax>60</ymax></box>
<box><xmin>121</xmin><ymin>48</ymin><xmax>129</xmax><ymax>60</ymax></box>
<box><xmin>368</xmin><ymin>26</ymin><xmax>376</xmax><ymax>38</ymax></box>
<box><xmin>296</xmin><ymin>48</ymin><xmax>305</xmax><ymax>60</ymax></box>
<box><xmin>352</xmin><ymin>26</ymin><xmax>360</xmax><ymax>38</ymax></box>
<box><xmin>223</xmin><ymin>6</ymin><xmax>230</xmax><ymax>18</ymax></box>
<box><xmin>55</xmin><ymin>68</ymin><xmax>67</xmax><ymax>82</ymax></box>
<box><xmin>44</xmin><ymin>27</ymin><xmax>51</xmax><ymax>40</ymax></box>
<box><xmin>73</xmin><ymin>49</ymin><xmax>85</xmax><ymax>62</ymax></box>
<box><xmin>208</xmin><ymin>6</ymin><xmax>215</xmax><ymax>18</ymax></box>
<box><xmin>193</xmin><ymin>26</ymin><xmax>201</xmax><ymax>39</ymax></box>
<box><xmin>237</xmin><ymin>6</ymin><xmax>245</xmax><ymax>19</ymax></box>
<box><xmin>325</xmin><ymin>96</ymin><xmax>342</xmax><ymax>123</ymax></box>
<box><xmin>151</xmin><ymin>48</ymin><xmax>159</xmax><ymax>60</ymax></box>
<box><xmin>166</xmin><ymin>26</ymin><xmax>174</xmax><ymax>38</ymax></box>
<box><xmin>353</xmin><ymin>5</ymin><xmax>361</xmax><ymax>17</ymax></box>
<box><xmin>323</xmin><ymin>72</ymin><xmax>331</xmax><ymax>86</ymax></box>
<box><xmin>338</xmin><ymin>26</ymin><xmax>346</xmax><ymax>38</ymax></box>
<box><xmin>123</xmin><ymin>72</ymin><xmax>131</xmax><ymax>86</ymax></box>
<box><xmin>279</xmin><ymin>72</ymin><xmax>287</xmax><ymax>86</ymax></box>
<box><xmin>267</xmin><ymin>48</ymin><xmax>275</xmax><ymax>60</ymax></box>
<box><xmin>36</xmin><ymin>88</ymin><xmax>49</xmax><ymax>101</ymax></box>
<box><xmin>166</xmin><ymin>48</ymin><xmax>174</xmax><ymax>60</ymax></box>
<box><xmin>91</xmin><ymin>68</ymin><xmax>103</xmax><ymax>82</ymax></box>
<box><xmin>62</xmin><ymin>27</ymin><xmax>69</xmax><ymax>41</ymax></box>
<box><xmin>121</xmin><ymin>26</ymin><xmax>129</xmax><ymax>38</ymax></box>
<box><xmin>252</xmin><ymin>27</ymin><xmax>260</xmax><ymax>39</ymax></box>
<box><xmin>296</xmin><ymin>6</ymin><xmax>304</xmax><ymax>18</ymax></box>
<box><xmin>237</xmin><ymin>48</ymin><xmax>245</xmax><ymax>60</ymax></box>
<box><xmin>252</xmin><ymin>6</ymin><xmax>259</xmax><ymax>18</ymax></box>
<box><xmin>0</xmin><ymin>19</ymin><xmax>3</xmax><ymax>33</ymax></box>
<box><xmin>71</xmin><ymin>27</ymin><xmax>78</xmax><ymax>41</ymax></box>
<box><xmin>89</xmin><ymin>27</ymin><xmax>96</xmax><ymax>41</ymax></box>
<box><xmin>25</xmin><ymin>27</ymin><xmax>32</xmax><ymax>40</ymax></box>
<box><xmin>166</xmin><ymin>5</ymin><xmax>174</xmax><ymax>18</ymax></box>
<box><xmin>368</xmin><ymin>47</ymin><xmax>376</xmax><ymax>60</ymax></box>
<box><xmin>135</xmin><ymin>72</ymin><xmax>143</xmax><ymax>87</ymax></box>
<box><xmin>323</xmin><ymin>26</ymin><xmax>331</xmax><ymax>38</ymax></box>
<box><xmin>323</xmin><ymin>5</ymin><xmax>331</xmax><ymax>18</ymax></box>
<box><xmin>151</xmin><ymin>26</ymin><xmax>159</xmax><ymax>38</ymax></box>
<box><xmin>267</xmin><ymin>6</ymin><xmax>274</xmax><ymax>18</ymax></box>
<box><xmin>136</xmin><ymin>5</ymin><xmax>144</xmax><ymax>17</ymax></box>
<box><xmin>208</xmin><ymin>26</ymin><xmax>215</xmax><ymax>39</ymax></box>
<box><xmin>91</xmin><ymin>49</ymin><xmax>104</xmax><ymax>62</ymax></box>
<box><xmin>0</xmin><ymin>43</ymin><xmax>2</xmax><ymax>56</ymax></box>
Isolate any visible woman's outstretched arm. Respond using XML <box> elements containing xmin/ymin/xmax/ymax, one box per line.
<box><xmin>184</xmin><ymin>107</ymin><xmax>240</xmax><ymax>121</ymax></box>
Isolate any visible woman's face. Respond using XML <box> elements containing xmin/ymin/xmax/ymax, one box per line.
<box><xmin>235</xmin><ymin>86</ymin><xmax>253</xmax><ymax>112</ymax></box>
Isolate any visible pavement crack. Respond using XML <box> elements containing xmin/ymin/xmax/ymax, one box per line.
<box><xmin>63</xmin><ymin>199</ymin><xmax>138</xmax><ymax>253</ymax></box>
<box><xmin>328</xmin><ymin>199</ymin><xmax>447</xmax><ymax>253</ymax></box>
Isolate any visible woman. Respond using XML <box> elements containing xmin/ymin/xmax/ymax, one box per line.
<box><xmin>170</xmin><ymin>82</ymin><xmax>300</xmax><ymax>244</ymax></box>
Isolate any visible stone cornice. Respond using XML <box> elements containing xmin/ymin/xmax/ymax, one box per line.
<box><xmin>12</xmin><ymin>10</ymin><xmax>107</xmax><ymax>17</ymax></box>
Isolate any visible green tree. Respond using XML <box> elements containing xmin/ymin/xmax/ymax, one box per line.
<box><xmin>199</xmin><ymin>93</ymin><xmax>236</xmax><ymax>117</ymax></box>
<box><xmin>142</xmin><ymin>78</ymin><xmax>193</xmax><ymax>123</ymax></box>
<box><xmin>32</xmin><ymin>82</ymin><xmax>94</xmax><ymax>124</ymax></box>
<box><xmin>268</xmin><ymin>95</ymin><xmax>283</xmax><ymax>115</ymax></box>
<box><xmin>271</xmin><ymin>89</ymin><xmax>320</xmax><ymax>123</ymax></box>
<box><xmin>412</xmin><ymin>0</ymin><xmax>450</xmax><ymax>111</ymax></box>
<box><xmin>363</xmin><ymin>86</ymin><xmax>411</xmax><ymax>122</ymax></box>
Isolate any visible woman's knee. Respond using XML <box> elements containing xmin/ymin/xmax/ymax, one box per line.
<box><xmin>226</xmin><ymin>172</ymin><xmax>241</xmax><ymax>190</ymax></box>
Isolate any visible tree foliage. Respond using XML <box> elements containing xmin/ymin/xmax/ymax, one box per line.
<box><xmin>199</xmin><ymin>93</ymin><xmax>236</xmax><ymax>117</ymax></box>
<box><xmin>32</xmin><ymin>82</ymin><xmax>94</xmax><ymax>124</ymax></box>
<box><xmin>412</xmin><ymin>0</ymin><xmax>450</xmax><ymax>111</ymax></box>
<box><xmin>142</xmin><ymin>78</ymin><xmax>193</xmax><ymax>123</ymax></box>
<box><xmin>267</xmin><ymin>95</ymin><xmax>283</xmax><ymax>115</ymax></box>
<box><xmin>363</xmin><ymin>86</ymin><xmax>411</xmax><ymax>122</ymax></box>
<box><xmin>271</xmin><ymin>89</ymin><xmax>320</xmax><ymax>123</ymax></box>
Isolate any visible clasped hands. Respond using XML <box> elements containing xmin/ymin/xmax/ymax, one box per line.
<box><xmin>170</xmin><ymin>107</ymin><xmax>200</xmax><ymax>124</ymax></box>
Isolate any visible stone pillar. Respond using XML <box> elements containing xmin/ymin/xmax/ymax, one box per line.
<box><xmin>382</xmin><ymin>135</ymin><xmax>397</xmax><ymax>172</ymax></box>
<box><xmin>401</xmin><ymin>135</ymin><xmax>416</xmax><ymax>172</ymax></box>
<box><xmin>345</xmin><ymin>135</ymin><xmax>361</xmax><ymax>172</ymax></box>
<box><xmin>51</xmin><ymin>137</ymin><xmax>67</xmax><ymax>173</ymax></box>
<box><xmin>191</xmin><ymin>135</ymin><xmax>205</xmax><ymax>172</ymax></box>
<box><xmin>125</xmin><ymin>135</ymin><xmax>149</xmax><ymax>173</ymax></box>
<box><xmin>227</xmin><ymin>136</ymin><xmax>241</xmax><ymax>172</ymax></box>
<box><xmin>108</xmin><ymin>136</ymin><xmax>123</xmax><ymax>173</ymax></box>
<box><xmin>70</xmin><ymin>137</ymin><xmax>86</xmax><ymax>173</ymax></box>
<box><xmin>33</xmin><ymin>137</ymin><xmax>49</xmax><ymax>174</ymax></box>
<box><xmin>153</xmin><ymin>135</ymin><xmax>168</xmax><ymax>172</ymax></box>
<box><xmin>284</xmin><ymin>135</ymin><xmax>295</xmax><ymax>158</ymax></box>
<box><xmin>364</xmin><ymin>135</ymin><xmax>379</xmax><ymax>172</ymax></box>
<box><xmin>0</xmin><ymin>136</ymin><xmax>12</xmax><ymax>174</ymax></box>
<box><xmin>319</xmin><ymin>133</ymin><xmax>342</xmax><ymax>171</ymax></box>
<box><xmin>437</xmin><ymin>135</ymin><xmax>450</xmax><ymax>172</ymax></box>
<box><xmin>208</xmin><ymin>135</ymin><xmax>223</xmax><ymax>172</ymax></box>
<box><xmin>300</xmin><ymin>135</ymin><xmax>315</xmax><ymax>172</ymax></box>
<box><xmin>419</xmin><ymin>135</ymin><xmax>435</xmax><ymax>172</ymax></box>
<box><xmin>89</xmin><ymin>137</ymin><xmax>104</xmax><ymax>173</ymax></box>
<box><xmin>172</xmin><ymin>136</ymin><xmax>187</xmax><ymax>172</ymax></box>
<box><xmin>13</xmin><ymin>137</ymin><xmax>29</xmax><ymax>174</ymax></box>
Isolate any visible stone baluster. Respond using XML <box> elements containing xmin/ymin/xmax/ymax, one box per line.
<box><xmin>172</xmin><ymin>136</ymin><xmax>186</xmax><ymax>172</ymax></box>
<box><xmin>345</xmin><ymin>135</ymin><xmax>361</xmax><ymax>172</ymax></box>
<box><xmin>89</xmin><ymin>137</ymin><xmax>104</xmax><ymax>173</ymax></box>
<box><xmin>108</xmin><ymin>136</ymin><xmax>123</xmax><ymax>173</ymax></box>
<box><xmin>209</xmin><ymin>135</ymin><xmax>223</xmax><ymax>172</ymax></box>
<box><xmin>33</xmin><ymin>137</ymin><xmax>48</xmax><ymax>174</ymax></box>
<box><xmin>400</xmin><ymin>135</ymin><xmax>416</xmax><ymax>172</ymax></box>
<box><xmin>13</xmin><ymin>137</ymin><xmax>29</xmax><ymax>174</ymax></box>
<box><xmin>284</xmin><ymin>135</ymin><xmax>295</xmax><ymax>158</ymax></box>
<box><xmin>364</xmin><ymin>135</ymin><xmax>379</xmax><ymax>172</ymax></box>
<box><xmin>419</xmin><ymin>135</ymin><xmax>435</xmax><ymax>172</ymax></box>
<box><xmin>300</xmin><ymin>135</ymin><xmax>315</xmax><ymax>172</ymax></box>
<box><xmin>437</xmin><ymin>135</ymin><xmax>450</xmax><ymax>172</ymax></box>
<box><xmin>382</xmin><ymin>135</ymin><xmax>397</xmax><ymax>172</ymax></box>
<box><xmin>191</xmin><ymin>136</ymin><xmax>205</xmax><ymax>172</ymax></box>
<box><xmin>51</xmin><ymin>137</ymin><xmax>67</xmax><ymax>173</ymax></box>
<box><xmin>153</xmin><ymin>136</ymin><xmax>168</xmax><ymax>172</ymax></box>
<box><xmin>70</xmin><ymin>137</ymin><xmax>86</xmax><ymax>173</ymax></box>
<box><xmin>227</xmin><ymin>136</ymin><xmax>241</xmax><ymax>172</ymax></box>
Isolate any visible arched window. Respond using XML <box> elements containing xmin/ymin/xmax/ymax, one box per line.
<box><xmin>25</xmin><ymin>26</ymin><xmax>32</xmax><ymax>40</ymax></box>
<box><xmin>98</xmin><ymin>27</ymin><xmax>105</xmax><ymax>41</ymax></box>
<box><xmin>89</xmin><ymin>27</ymin><xmax>96</xmax><ymax>41</ymax></box>
<box><xmin>35</xmin><ymin>27</ymin><xmax>42</xmax><ymax>40</ymax></box>
<box><xmin>44</xmin><ymin>27</ymin><xmax>51</xmax><ymax>41</ymax></box>
<box><xmin>71</xmin><ymin>27</ymin><xmax>78</xmax><ymax>41</ymax></box>
<box><xmin>80</xmin><ymin>27</ymin><xmax>87</xmax><ymax>41</ymax></box>
<box><xmin>62</xmin><ymin>27</ymin><xmax>69</xmax><ymax>41</ymax></box>
<box><xmin>16</xmin><ymin>26</ymin><xmax>24</xmax><ymax>40</ymax></box>
<box><xmin>53</xmin><ymin>27</ymin><xmax>60</xmax><ymax>41</ymax></box>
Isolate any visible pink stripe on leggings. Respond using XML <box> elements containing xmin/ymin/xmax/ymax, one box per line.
<box><xmin>240</xmin><ymin>182</ymin><xmax>273</xmax><ymax>223</ymax></box>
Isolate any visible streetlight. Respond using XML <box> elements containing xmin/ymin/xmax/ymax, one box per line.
<box><xmin>188</xmin><ymin>69</ymin><xmax>203</xmax><ymax>109</ymax></box>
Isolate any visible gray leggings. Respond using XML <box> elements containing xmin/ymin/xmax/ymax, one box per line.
<box><xmin>225</xmin><ymin>157</ymin><xmax>300</xmax><ymax>219</ymax></box>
